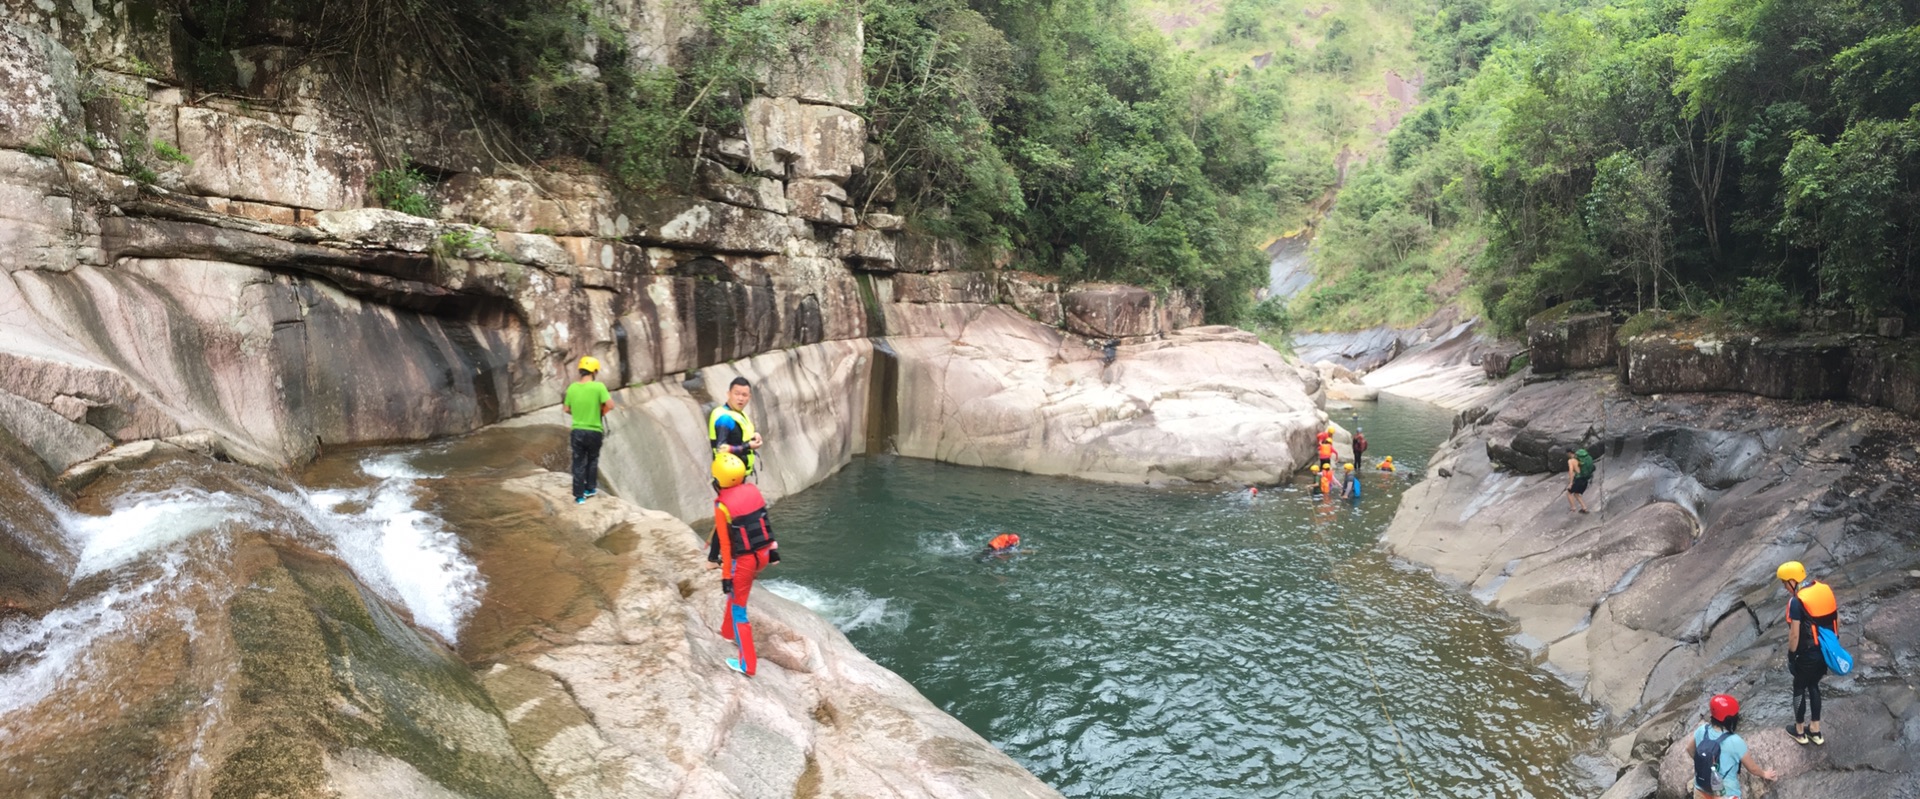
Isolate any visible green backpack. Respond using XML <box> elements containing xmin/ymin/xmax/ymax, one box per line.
<box><xmin>1574</xmin><ymin>449</ymin><xmax>1594</xmax><ymax>478</ymax></box>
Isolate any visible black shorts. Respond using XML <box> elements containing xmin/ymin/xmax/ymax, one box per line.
<box><xmin>1570</xmin><ymin>476</ymin><xmax>1590</xmax><ymax>495</ymax></box>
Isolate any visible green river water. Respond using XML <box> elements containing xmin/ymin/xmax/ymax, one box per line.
<box><xmin>764</xmin><ymin>394</ymin><xmax>1604</xmax><ymax>797</ymax></box>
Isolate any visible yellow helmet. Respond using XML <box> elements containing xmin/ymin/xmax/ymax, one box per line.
<box><xmin>1310</xmin><ymin>464</ymin><xmax>1321</xmax><ymax>472</ymax></box>
<box><xmin>578</xmin><ymin>355</ymin><xmax>601</xmax><ymax>373</ymax></box>
<box><xmin>1344</xmin><ymin>463</ymin><xmax>1354</xmax><ymax>471</ymax></box>
<box><xmin>1777</xmin><ymin>561</ymin><xmax>1806</xmax><ymax>583</ymax></box>
<box><xmin>712</xmin><ymin>452</ymin><xmax>747</xmax><ymax>488</ymax></box>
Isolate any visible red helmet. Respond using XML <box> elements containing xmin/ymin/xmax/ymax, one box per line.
<box><xmin>1709</xmin><ymin>694</ymin><xmax>1740</xmax><ymax>722</ymax></box>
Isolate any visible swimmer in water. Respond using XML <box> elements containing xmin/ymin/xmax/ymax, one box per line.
<box><xmin>976</xmin><ymin>533</ymin><xmax>1022</xmax><ymax>561</ymax></box>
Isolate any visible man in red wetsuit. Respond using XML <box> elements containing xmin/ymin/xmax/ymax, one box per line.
<box><xmin>708</xmin><ymin>452</ymin><xmax>779</xmax><ymax>676</ymax></box>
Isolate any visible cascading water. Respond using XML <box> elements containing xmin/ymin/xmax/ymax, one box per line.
<box><xmin>0</xmin><ymin>451</ymin><xmax>488</xmax><ymax>763</ymax></box>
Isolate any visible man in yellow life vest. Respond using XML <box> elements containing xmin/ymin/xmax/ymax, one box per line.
<box><xmin>709</xmin><ymin>377</ymin><xmax>763</xmax><ymax>478</ymax></box>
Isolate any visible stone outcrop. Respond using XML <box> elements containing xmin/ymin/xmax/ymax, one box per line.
<box><xmin>1383</xmin><ymin>372</ymin><xmax>1920</xmax><ymax>796</ymax></box>
<box><xmin>1527</xmin><ymin>307</ymin><xmax>1617</xmax><ymax>373</ymax></box>
<box><xmin>454</xmin><ymin>459</ymin><xmax>1061</xmax><ymax>799</ymax></box>
<box><xmin>1361</xmin><ymin>316</ymin><xmax>1506</xmax><ymax>410</ymax></box>
<box><xmin>0</xmin><ymin>431</ymin><xmax>1062</xmax><ymax>799</ymax></box>
<box><xmin>885</xmin><ymin>304</ymin><xmax>1324</xmax><ymax>484</ymax></box>
<box><xmin>1622</xmin><ymin>333</ymin><xmax>1920</xmax><ymax>417</ymax></box>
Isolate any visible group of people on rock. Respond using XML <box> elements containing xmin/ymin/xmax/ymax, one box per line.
<box><xmin>1688</xmin><ymin>560</ymin><xmax>1845</xmax><ymax>797</ymax></box>
<box><xmin>1304</xmin><ymin>425</ymin><xmax>1394</xmax><ymax>499</ymax></box>
<box><xmin>560</xmin><ymin>357</ymin><xmax>779</xmax><ymax>676</ymax></box>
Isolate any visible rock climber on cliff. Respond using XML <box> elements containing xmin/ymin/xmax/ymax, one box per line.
<box><xmin>1564</xmin><ymin>448</ymin><xmax>1593</xmax><ymax>514</ymax></box>
<box><xmin>562</xmin><ymin>356</ymin><xmax>613</xmax><ymax>504</ymax></box>
<box><xmin>709</xmin><ymin>377</ymin><xmax>763</xmax><ymax>479</ymax></box>
<box><xmin>1779</xmin><ymin>560</ymin><xmax>1841</xmax><ymax>746</ymax></box>
<box><xmin>708</xmin><ymin>452</ymin><xmax>779</xmax><ymax>676</ymax></box>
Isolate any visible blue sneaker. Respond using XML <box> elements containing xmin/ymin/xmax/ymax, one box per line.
<box><xmin>584</xmin><ymin>490</ymin><xmax>597</xmax><ymax>499</ymax></box>
<box><xmin>575</xmin><ymin>496</ymin><xmax>586</xmax><ymax>505</ymax></box>
<box><xmin>725</xmin><ymin>658</ymin><xmax>751</xmax><ymax>676</ymax></box>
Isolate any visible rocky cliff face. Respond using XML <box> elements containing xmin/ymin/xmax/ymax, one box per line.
<box><xmin>1381</xmin><ymin>371</ymin><xmax>1920</xmax><ymax>797</ymax></box>
<box><xmin>0</xmin><ymin>3</ymin><xmax>1330</xmax><ymax>796</ymax></box>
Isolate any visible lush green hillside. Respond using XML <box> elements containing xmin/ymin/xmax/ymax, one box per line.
<box><xmin>1129</xmin><ymin>0</ymin><xmax>1429</xmax><ymax>235</ymax></box>
<box><xmin>1307</xmin><ymin>0</ymin><xmax>1920</xmax><ymax>335</ymax></box>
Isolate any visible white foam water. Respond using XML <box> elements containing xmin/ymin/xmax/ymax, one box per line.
<box><xmin>0</xmin><ymin>452</ymin><xmax>485</xmax><ymax>729</ymax></box>
<box><xmin>0</xmin><ymin>553</ymin><xmax>185</xmax><ymax>721</ymax></box>
<box><xmin>62</xmin><ymin>488</ymin><xmax>256</xmax><ymax>578</ymax></box>
<box><xmin>273</xmin><ymin>456</ymin><xmax>483</xmax><ymax>642</ymax></box>
<box><xmin>761</xmin><ymin>579</ymin><xmax>911</xmax><ymax>634</ymax></box>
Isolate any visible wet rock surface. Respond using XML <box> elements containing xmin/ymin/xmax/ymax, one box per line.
<box><xmin>1383</xmin><ymin>372</ymin><xmax>1920</xmax><ymax>797</ymax></box>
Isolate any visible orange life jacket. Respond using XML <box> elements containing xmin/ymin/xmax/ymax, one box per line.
<box><xmin>1787</xmin><ymin>580</ymin><xmax>1838</xmax><ymax>628</ymax></box>
<box><xmin>1318</xmin><ymin>442</ymin><xmax>1334</xmax><ymax>459</ymax></box>
<box><xmin>988</xmin><ymin>533</ymin><xmax>1020</xmax><ymax>550</ymax></box>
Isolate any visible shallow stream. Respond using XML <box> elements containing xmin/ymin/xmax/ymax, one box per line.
<box><xmin>767</xmin><ymin>395</ymin><xmax>1604</xmax><ymax>797</ymax></box>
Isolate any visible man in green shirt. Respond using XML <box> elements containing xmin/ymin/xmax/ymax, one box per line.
<box><xmin>562</xmin><ymin>356</ymin><xmax>614</xmax><ymax>504</ymax></box>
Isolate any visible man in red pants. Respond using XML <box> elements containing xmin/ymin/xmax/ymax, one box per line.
<box><xmin>708</xmin><ymin>452</ymin><xmax>779</xmax><ymax>676</ymax></box>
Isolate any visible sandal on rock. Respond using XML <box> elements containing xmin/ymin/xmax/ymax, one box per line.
<box><xmin>1789</xmin><ymin>727</ymin><xmax>1810</xmax><ymax>746</ymax></box>
<box><xmin>1811</xmin><ymin>731</ymin><xmax>1825</xmax><ymax>746</ymax></box>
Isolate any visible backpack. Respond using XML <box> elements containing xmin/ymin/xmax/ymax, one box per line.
<box><xmin>1574</xmin><ymin>449</ymin><xmax>1594</xmax><ymax>478</ymax></box>
<box><xmin>1818</xmin><ymin>627</ymin><xmax>1854</xmax><ymax>675</ymax></box>
<box><xmin>1693</xmin><ymin>727</ymin><xmax>1729</xmax><ymax>795</ymax></box>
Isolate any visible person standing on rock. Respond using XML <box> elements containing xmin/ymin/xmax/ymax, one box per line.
<box><xmin>709</xmin><ymin>377</ymin><xmax>763</xmax><ymax>479</ymax></box>
<box><xmin>1779</xmin><ymin>560</ymin><xmax>1839</xmax><ymax>746</ymax></box>
<box><xmin>1689</xmin><ymin>694</ymin><xmax>1777</xmax><ymax>798</ymax></box>
<box><xmin>1351</xmin><ymin>427</ymin><xmax>1368</xmax><ymax>468</ymax></box>
<box><xmin>1564</xmin><ymin>448</ymin><xmax>1593</xmax><ymax>514</ymax></box>
<box><xmin>708</xmin><ymin>452</ymin><xmax>779</xmax><ymax>676</ymax></box>
<box><xmin>562</xmin><ymin>356</ymin><xmax>613</xmax><ymax>505</ymax></box>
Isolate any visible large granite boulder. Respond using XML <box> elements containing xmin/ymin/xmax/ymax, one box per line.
<box><xmin>1527</xmin><ymin>308</ymin><xmax>1616</xmax><ymax>373</ymax></box>
<box><xmin>885</xmin><ymin>305</ymin><xmax>1324</xmax><ymax>484</ymax></box>
<box><xmin>1061</xmin><ymin>284</ymin><xmax>1157</xmax><ymax>339</ymax></box>
<box><xmin>595</xmin><ymin>338</ymin><xmax>875</xmax><ymax>522</ymax></box>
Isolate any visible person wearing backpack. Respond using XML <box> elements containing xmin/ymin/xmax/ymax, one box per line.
<box><xmin>1779</xmin><ymin>560</ymin><xmax>1839</xmax><ymax>745</ymax></box>
<box><xmin>1564</xmin><ymin>448</ymin><xmax>1594</xmax><ymax>514</ymax></box>
<box><xmin>1689</xmin><ymin>694</ymin><xmax>1777</xmax><ymax>797</ymax></box>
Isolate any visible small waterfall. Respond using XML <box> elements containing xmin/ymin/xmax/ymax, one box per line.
<box><xmin>0</xmin><ymin>451</ymin><xmax>485</xmax><ymax>732</ymax></box>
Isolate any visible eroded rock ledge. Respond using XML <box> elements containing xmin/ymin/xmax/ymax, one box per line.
<box><xmin>1384</xmin><ymin>371</ymin><xmax>1920</xmax><ymax>797</ymax></box>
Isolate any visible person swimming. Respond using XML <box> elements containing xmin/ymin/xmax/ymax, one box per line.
<box><xmin>977</xmin><ymin>533</ymin><xmax>1022</xmax><ymax>560</ymax></box>
<box><xmin>1378</xmin><ymin>456</ymin><xmax>1396</xmax><ymax>472</ymax></box>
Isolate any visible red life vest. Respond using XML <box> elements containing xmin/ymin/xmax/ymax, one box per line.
<box><xmin>988</xmin><ymin>533</ymin><xmax>1020</xmax><ymax>550</ymax></box>
<box><xmin>716</xmin><ymin>483</ymin><xmax>775</xmax><ymax>556</ymax></box>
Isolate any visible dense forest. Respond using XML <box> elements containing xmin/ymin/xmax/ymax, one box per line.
<box><xmin>1305</xmin><ymin>0</ymin><xmax>1920</xmax><ymax>334</ymax></box>
<box><xmin>169</xmin><ymin>0</ymin><xmax>1287</xmax><ymax>322</ymax></box>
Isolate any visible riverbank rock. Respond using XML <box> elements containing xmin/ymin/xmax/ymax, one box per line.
<box><xmin>428</xmin><ymin>449</ymin><xmax>1063</xmax><ymax>799</ymax></box>
<box><xmin>1361</xmin><ymin>317</ymin><xmax>1504</xmax><ymax>410</ymax></box>
<box><xmin>1382</xmin><ymin>370</ymin><xmax>1920</xmax><ymax>795</ymax></box>
<box><xmin>886</xmin><ymin>304</ymin><xmax>1323</xmax><ymax>484</ymax></box>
